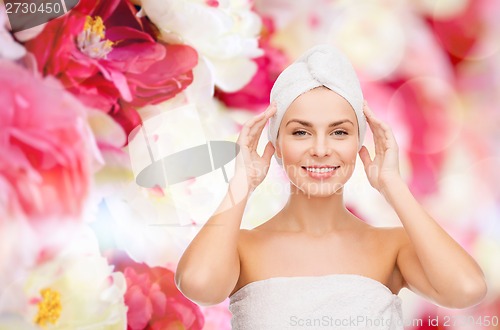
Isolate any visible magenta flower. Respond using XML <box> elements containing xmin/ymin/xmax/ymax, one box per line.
<box><xmin>24</xmin><ymin>0</ymin><xmax>198</xmax><ymax>136</ymax></box>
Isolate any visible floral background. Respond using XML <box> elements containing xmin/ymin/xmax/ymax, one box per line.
<box><xmin>1</xmin><ymin>0</ymin><xmax>499</xmax><ymax>329</ymax></box>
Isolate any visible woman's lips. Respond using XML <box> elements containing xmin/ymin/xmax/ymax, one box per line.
<box><xmin>301</xmin><ymin>166</ymin><xmax>340</xmax><ymax>180</ymax></box>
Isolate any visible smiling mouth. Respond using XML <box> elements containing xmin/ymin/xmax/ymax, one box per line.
<box><xmin>301</xmin><ymin>166</ymin><xmax>340</xmax><ymax>173</ymax></box>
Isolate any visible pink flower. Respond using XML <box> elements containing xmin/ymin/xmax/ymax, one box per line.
<box><xmin>124</xmin><ymin>267</ymin><xmax>168</xmax><ymax>329</ymax></box>
<box><xmin>215</xmin><ymin>15</ymin><xmax>288</xmax><ymax>112</ymax></box>
<box><xmin>361</xmin><ymin>80</ymin><xmax>451</xmax><ymax>198</ymax></box>
<box><xmin>0</xmin><ymin>60</ymin><xmax>98</xmax><ymax>221</ymax></box>
<box><xmin>427</xmin><ymin>0</ymin><xmax>480</xmax><ymax>65</ymax></box>
<box><xmin>198</xmin><ymin>300</ymin><xmax>232</xmax><ymax>330</ymax></box>
<box><xmin>110</xmin><ymin>252</ymin><xmax>205</xmax><ymax>330</ymax></box>
<box><xmin>24</xmin><ymin>0</ymin><xmax>198</xmax><ymax>136</ymax></box>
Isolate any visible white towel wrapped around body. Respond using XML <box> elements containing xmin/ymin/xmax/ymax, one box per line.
<box><xmin>267</xmin><ymin>44</ymin><xmax>366</xmax><ymax>166</ymax></box>
<box><xmin>229</xmin><ymin>274</ymin><xmax>404</xmax><ymax>330</ymax></box>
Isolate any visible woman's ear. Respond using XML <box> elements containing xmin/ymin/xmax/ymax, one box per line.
<box><xmin>275</xmin><ymin>133</ymin><xmax>282</xmax><ymax>159</ymax></box>
<box><xmin>275</xmin><ymin>145</ymin><xmax>282</xmax><ymax>159</ymax></box>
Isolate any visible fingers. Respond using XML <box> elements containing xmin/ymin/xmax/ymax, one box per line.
<box><xmin>261</xmin><ymin>141</ymin><xmax>275</xmax><ymax>165</ymax></box>
<box><xmin>237</xmin><ymin>110</ymin><xmax>266</xmax><ymax>146</ymax></box>
<box><xmin>358</xmin><ymin>145</ymin><xmax>372</xmax><ymax>169</ymax></box>
<box><xmin>382</xmin><ymin>120</ymin><xmax>399</xmax><ymax>151</ymax></box>
<box><xmin>238</xmin><ymin>103</ymin><xmax>277</xmax><ymax>151</ymax></box>
<box><xmin>363</xmin><ymin>101</ymin><xmax>393</xmax><ymax>154</ymax></box>
<box><xmin>249</xmin><ymin>103</ymin><xmax>277</xmax><ymax>150</ymax></box>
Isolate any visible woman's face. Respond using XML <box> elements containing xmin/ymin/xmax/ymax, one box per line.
<box><xmin>276</xmin><ymin>87</ymin><xmax>359</xmax><ymax>197</ymax></box>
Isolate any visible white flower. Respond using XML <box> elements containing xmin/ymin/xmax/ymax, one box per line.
<box><xmin>92</xmin><ymin>97</ymin><xmax>241</xmax><ymax>267</ymax></box>
<box><xmin>86</xmin><ymin>135</ymin><xmax>202</xmax><ymax>268</ymax></box>
<box><xmin>327</xmin><ymin>2</ymin><xmax>407</xmax><ymax>81</ymax></box>
<box><xmin>101</xmin><ymin>180</ymin><xmax>200</xmax><ymax>268</ymax></box>
<box><xmin>0</xmin><ymin>5</ymin><xmax>26</xmax><ymax>60</ymax></box>
<box><xmin>414</xmin><ymin>0</ymin><xmax>469</xmax><ymax>19</ymax></box>
<box><xmin>136</xmin><ymin>0</ymin><xmax>264</xmax><ymax>92</ymax></box>
<box><xmin>0</xmin><ymin>226</ymin><xmax>127</xmax><ymax>330</ymax></box>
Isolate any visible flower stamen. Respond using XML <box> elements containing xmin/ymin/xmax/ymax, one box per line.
<box><xmin>34</xmin><ymin>288</ymin><xmax>62</xmax><ymax>327</ymax></box>
<box><xmin>77</xmin><ymin>16</ymin><xmax>114</xmax><ymax>59</ymax></box>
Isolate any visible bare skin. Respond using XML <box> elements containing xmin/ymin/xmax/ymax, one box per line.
<box><xmin>176</xmin><ymin>87</ymin><xmax>486</xmax><ymax>309</ymax></box>
<box><xmin>229</xmin><ymin>88</ymin><xmax>405</xmax><ymax>296</ymax></box>
<box><xmin>230</xmin><ymin>220</ymin><xmax>406</xmax><ymax>297</ymax></box>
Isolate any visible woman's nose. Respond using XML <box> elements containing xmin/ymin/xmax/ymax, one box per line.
<box><xmin>309</xmin><ymin>137</ymin><xmax>332</xmax><ymax>158</ymax></box>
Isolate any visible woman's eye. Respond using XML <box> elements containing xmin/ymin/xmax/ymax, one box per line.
<box><xmin>333</xmin><ymin>130</ymin><xmax>348</xmax><ymax>136</ymax></box>
<box><xmin>292</xmin><ymin>130</ymin><xmax>307</xmax><ymax>136</ymax></box>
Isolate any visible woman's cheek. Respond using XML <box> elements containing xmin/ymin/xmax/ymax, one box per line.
<box><xmin>280</xmin><ymin>138</ymin><xmax>305</xmax><ymax>163</ymax></box>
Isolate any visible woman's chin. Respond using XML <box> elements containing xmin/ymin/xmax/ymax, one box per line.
<box><xmin>293</xmin><ymin>182</ymin><xmax>345</xmax><ymax>198</ymax></box>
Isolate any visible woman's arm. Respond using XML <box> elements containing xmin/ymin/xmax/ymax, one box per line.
<box><xmin>359</xmin><ymin>102</ymin><xmax>487</xmax><ymax>309</ymax></box>
<box><xmin>175</xmin><ymin>176</ymin><xmax>249</xmax><ymax>306</ymax></box>
<box><xmin>175</xmin><ymin>103</ymin><xmax>277</xmax><ymax>306</ymax></box>
<box><xmin>385</xmin><ymin>178</ymin><xmax>487</xmax><ymax>308</ymax></box>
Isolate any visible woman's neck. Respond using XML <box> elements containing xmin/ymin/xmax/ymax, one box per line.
<box><xmin>277</xmin><ymin>184</ymin><xmax>354</xmax><ymax>235</ymax></box>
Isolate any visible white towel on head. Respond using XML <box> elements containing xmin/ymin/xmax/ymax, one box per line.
<box><xmin>267</xmin><ymin>44</ymin><xmax>366</xmax><ymax>166</ymax></box>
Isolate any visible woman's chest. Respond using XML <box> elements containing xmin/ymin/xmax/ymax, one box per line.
<box><xmin>235</xmin><ymin>229</ymin><xmax>400</xmax><ymax>293</ymax></box>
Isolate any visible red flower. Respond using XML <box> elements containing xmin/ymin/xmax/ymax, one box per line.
<box><xmin>24</xmin><ymin>0</ymin><xmax>198</xmax><ymax>136</ymax></box>
<box><xmin>110</xmin><ymin>252</ymin><xmax>205</xmax><ymax>330</ymax></box>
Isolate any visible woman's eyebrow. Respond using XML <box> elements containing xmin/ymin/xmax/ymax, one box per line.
<box><xmin>285</xmin><ymin>119</ymin><xmax>354</xmax><ymax>127</ymax></box>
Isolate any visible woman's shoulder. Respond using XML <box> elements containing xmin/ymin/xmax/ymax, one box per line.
<box><xmin>368</xmin><ymin>225</ymin><xmax>406</xmax><ymax>242</ymax></box>
<box><xmin>236</xmin><ymin>224</ymin><xmax>278</xmax><ymax>245</ymax></box>
<box><xmin>236</xmin><ymin>210</ymin><xmax>408</xmax><ymax>240</ymax></box>
<box><xmin>376</xmin><ymin>225</ymin><xmax>408</xmax><ymax>242</ymax></box>
<box><xmin>238</xmin><ymin>218</ymin><xmax>405</xmax><ymax>234</ymax></box>
<box><xmin>369</xmin><ymin>225</ymin><xmax>410</xmax><ymax>262</ymax></box>
<box><xmin>237</xmin><ymin>221</ymin><xmax>405</xmax><ymax>247</ymax></box>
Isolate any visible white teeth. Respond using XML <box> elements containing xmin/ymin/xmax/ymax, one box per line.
<box><xmin>305</xmin><ymin>167</ymin><xmax>338</xmax><ymax>173</ymax></box>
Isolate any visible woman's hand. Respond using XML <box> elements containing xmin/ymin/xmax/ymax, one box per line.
<box><xmin>233</xmin><ymin>103</ymin><xmax>277</xmax><ymax>193</ymax></box>
<box><xmin>358</xmin><ymin>101</ymin><xmax>402</xmax><ymax>195</ymax></box>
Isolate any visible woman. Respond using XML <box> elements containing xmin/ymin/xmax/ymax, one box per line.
<box><xmin>175</xmin><ymin>45</ymin><xmax>487</xmax><ymax>329</ymax></box>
